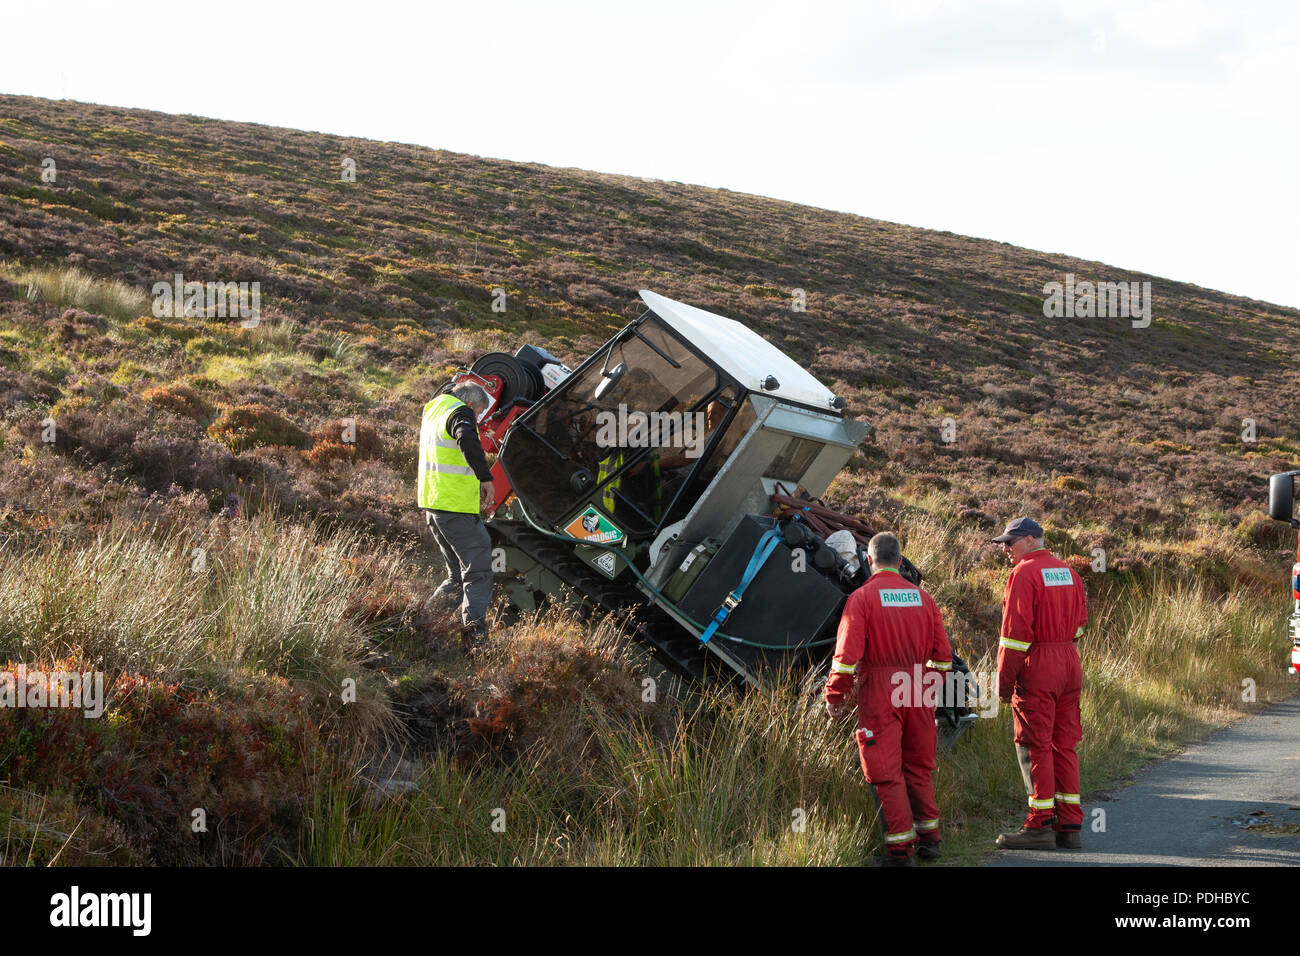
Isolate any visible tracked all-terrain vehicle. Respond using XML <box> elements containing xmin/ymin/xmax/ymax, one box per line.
<box><xmin>445</xmin><ymin>290</ymin><xmax>977</xmax><ymax>739</ymax></box>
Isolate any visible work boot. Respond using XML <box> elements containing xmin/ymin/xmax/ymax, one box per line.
<box><xmin>916</xmin><ymin>843</ymin><xmax>942</xmax><ymax>862</ymax></box>
<box><xmin>877</xmin><ymin>853</ymin><xmax>916</xmax><ymax>868</ymax></box>
<box><xmin>460</xmin><ymin>624</ymin><xmax>489</xmax><ymax>653</ymax></box>
<box><xmin>995</xmin><ymin>826</ymin><xmax>1056</xmax><ymax>850</ymax></box>
<box><xmin>1056</xmin><ymin>830</ymin><xmax>1082</xmax><ymax>850</ymax></box>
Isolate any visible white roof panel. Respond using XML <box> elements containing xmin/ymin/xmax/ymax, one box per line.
<box><xmin>639</xmin><ymin>290</ymin><xmax>837</xmax><ymax>410</ymax></box>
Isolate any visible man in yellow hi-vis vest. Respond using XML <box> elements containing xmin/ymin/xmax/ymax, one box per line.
<box><xmin>419</xmin><ymin>383</ymin><xmax>495</xmax><ymax>648</ymax></box>
<box><xmin>598</xmin><ymin>448</ymin><xmax>662</xmax><ymax>524</ymax></box>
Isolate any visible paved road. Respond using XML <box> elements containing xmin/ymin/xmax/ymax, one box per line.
<box><xmin>988</xmin><ymin>692</ymin><xmax>1300</xmax><ymax>866</ymax></box>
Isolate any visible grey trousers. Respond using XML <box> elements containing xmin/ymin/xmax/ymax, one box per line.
<box><xmin>425</xmin><ymin>509</ymin><xmax>494</xmax><ymax>631</ymax></box>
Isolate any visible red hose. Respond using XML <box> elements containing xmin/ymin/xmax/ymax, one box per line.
<box><xmin>768</xmin><ymin>492</ymin><xmax>876</xmax><ymax>547</ymax></box>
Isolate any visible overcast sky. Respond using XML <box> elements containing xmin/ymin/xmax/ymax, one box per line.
<box><xmin>3</xmin><ymin>0</ymin><xmax>1297</xmax><ymax>309</ymax></box>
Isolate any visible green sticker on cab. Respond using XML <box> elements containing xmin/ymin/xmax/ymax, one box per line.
<box><xmin>564</xmin><ymin>506</ymin><xmax>624</xmax><ymax>545</ymax></box>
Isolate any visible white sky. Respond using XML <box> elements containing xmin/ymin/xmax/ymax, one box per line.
<box><xmin>2</xmin><ymin>0</ymin><xmax>1298</xmax><ymax>309</ymax></box>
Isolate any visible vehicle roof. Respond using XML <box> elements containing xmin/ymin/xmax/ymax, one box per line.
<box><xmin>639</xmin><ymin>290</ymin><xmax>838</xmax><ymax>411</ymax></box>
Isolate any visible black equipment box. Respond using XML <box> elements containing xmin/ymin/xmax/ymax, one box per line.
<box><xmin>678</xmin><ymin>515</ymin><xmax>848</xmax><ymax>672</ymax></box>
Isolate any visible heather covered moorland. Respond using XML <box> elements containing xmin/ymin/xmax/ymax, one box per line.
<box><xmin>0</xmin><ymin>93</ymin><xmax>1297</xmax><ymax>864</ymax></box>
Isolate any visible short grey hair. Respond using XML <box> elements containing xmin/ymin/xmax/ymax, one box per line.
<box><xmin>450</xmin><ymin>382</ymin><xmax>490</xmax><ymax>412</ymax></box>
<box><xmin>867</xmin><ymin>532</ymin><xmax>901</xmax><ymax>568</ymax></box>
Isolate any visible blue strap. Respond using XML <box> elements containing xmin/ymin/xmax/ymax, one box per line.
<box><xmin>700</xmin><ymin>529</ymin><xmax>783</xmax><ymax>645</ymax></box>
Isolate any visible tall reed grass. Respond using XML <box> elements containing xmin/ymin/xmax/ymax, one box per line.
<box><xmin>0</xmin><ymin>510</ymin><xmax>1288</xmax><ymax>865</ymax></box>
<box><xmin>1</xmin><ymin>263</ymin><xmax>148</xmax><ymax>322</ymax></box>
<box><xmin>0</xmin><ymin>514</ymin><xmax>406</xmax><ymax>753</ymax></box>
<box><xmin>297</xmin><ymin>568</ymin><xmax>1292</xmax><ymax>865</ymax></box>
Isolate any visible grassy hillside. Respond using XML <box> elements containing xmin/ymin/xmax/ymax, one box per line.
<box><xmin>0</xmin><ymin>93</ymin><xmax>1297</xmax><ymax>865</ymax></box>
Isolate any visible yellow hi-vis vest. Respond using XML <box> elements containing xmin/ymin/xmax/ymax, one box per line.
<box><xmin>598</xmin><ymin>450</ymin><xmax>662</xmax><ymax>521</ymax></box>
<box><xmin>418</xmin><ymin>394</ymin><xmax>479</xmax><ymax>513</ymax></box>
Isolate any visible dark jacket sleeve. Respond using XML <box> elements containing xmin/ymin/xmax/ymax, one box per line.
<box><xmin>448</xmin><ymin>407</ymin><xmax>493</xmax><ymax>482</ymax></box>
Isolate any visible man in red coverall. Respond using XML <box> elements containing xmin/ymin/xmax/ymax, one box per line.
<box><xmin>826</xmin><ymin>532</ymin><xmax>953</xmax><ymax>866</ymax></box>
<box><xmin>991</xmin><ymin>517</ymin><xmax>1087</xmax><ymax>850</ymax></box>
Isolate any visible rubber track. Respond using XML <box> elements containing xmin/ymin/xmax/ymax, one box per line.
<box><xmin>489</xmin><ymin>520</ymin><xmax>722</xmax><ymax>683</ymax></box>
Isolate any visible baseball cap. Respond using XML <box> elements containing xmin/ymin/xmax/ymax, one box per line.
<box><xmin>991</xmin><ymin>517</ymin><xmax>1043</xmax><ymax>543</ymax></box>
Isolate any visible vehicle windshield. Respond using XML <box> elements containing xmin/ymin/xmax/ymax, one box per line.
<box><xmin>501</xmin><ymin>317</ymin><xmax>722</xmax><ymax>534</ymax></box>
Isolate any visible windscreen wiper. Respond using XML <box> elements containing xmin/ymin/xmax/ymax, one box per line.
<box><xmin>516</xmin><ymin>421</ymin><xmax>570</xmax><ymax>462</ymax></box>
<box><xmin>633</xmin><ymin>327</ymin><xmax>681</xmax><ymax>369</ymax></box>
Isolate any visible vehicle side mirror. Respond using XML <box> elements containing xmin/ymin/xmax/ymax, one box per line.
<box><xmin>594</xmin><ymin>362</ymin><xmax>626</xmax><ymax>401</ymax></box>
<box><xmin>1269</xmin><ymin>471</ymin><xmax>1300</xmax><ymax>526</ymax></box>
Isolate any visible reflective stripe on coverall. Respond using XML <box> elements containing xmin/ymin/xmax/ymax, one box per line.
<box><xmin>826</xmin><ymin>568</ymin><xmax>953</xmax><ymax>857</ymax></box>
<box><xmin>997</xmin><ymin>548</ymin><xmax>1087</xmax><ymax>830</ymax></box>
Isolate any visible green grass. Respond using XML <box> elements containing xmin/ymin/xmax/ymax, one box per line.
<box><xmin>202</xmin><ymin>351</ymin><xmax>309</xmax><ymax>386</ymax></box>
<box><xmin>290</xmin><ymin>566</ymin><xmax>1293</xmax><ymax>866</ymax></box>
<box><xmin>0</xmin><ymin>514</ymin><xmax>400</xmax><ymax>752</ymax></box>
<box><xmin>0</xmin><ymin>263</ymin><xmax>148</xmax><ymax>322</ymax></box>
<box><xmin>0</xmin><ymin>502</ymin><xmax>1289</xmax><ymax>866</ymax></box>
<box><xmin>300</xmin><ymin>671</ymin><xmax>882</xmax><ymax>866</ymax></box>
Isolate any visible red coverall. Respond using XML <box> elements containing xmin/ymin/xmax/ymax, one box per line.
<box><xmin>997</xmin><ymin>548</ymin><xmax>1087</xmax><ymax>831</ymax></box>
<box><xmin>826</xmin><ymin>568</ymin><xmax>953</xmax><ymax>858</ymax></box>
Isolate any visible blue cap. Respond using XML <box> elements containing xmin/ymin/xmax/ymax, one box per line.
<box><xmin>991</xmin><ymin>517</ymin><xmax>1043</xmax><ymax>543</ymax></box>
